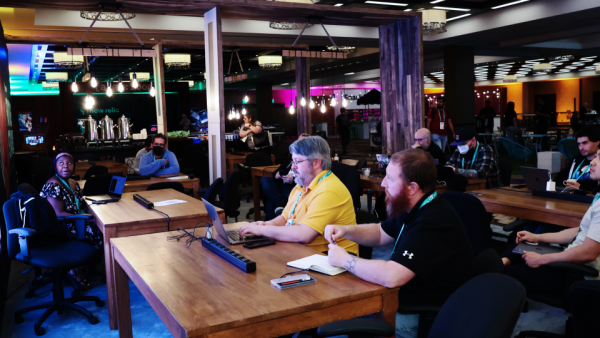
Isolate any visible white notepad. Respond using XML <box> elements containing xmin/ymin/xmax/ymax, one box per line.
<box><xmin>287</xmin><ymin>254</ymin><xmax>346</xmax><ymax>276</ymax></box>
<box><xmin>166</xmin><ymin>176</ymin><xmax>189</xmax><ymax>180</ymax></box>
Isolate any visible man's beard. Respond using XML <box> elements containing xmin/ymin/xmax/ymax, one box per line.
<box><xmin>294</xmin><ymin>167</ymin><xmax>316</xmax><ymax>187</ymax></box>
<box><xmin>385</xmin><ymin>186</ymin><xmax>412</xmax><ymax>219</ymax></box>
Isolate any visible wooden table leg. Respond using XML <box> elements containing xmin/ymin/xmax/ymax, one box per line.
<box><xmin>192</xmin><ymin>180</ymin><xmax>200</xmax><ymax>199</ymax></box>
<box><xmin>253</xmin><ymin>172</ymin><xmax>262</xmax><ymax>222</ymax></box>
<box><xmin>373</xmin><ymin>290</ymin><xmax>399</xmax><ymax>338</ymax></box>
<box><xmin>113</xmin><ymin>247</ymin><xmax>133</xmax><ymax>338</ymax></box>
<box><xmin>104</xmin><ymin>227</ymin><xmax>119</xmax><ymax>330</ymax></box>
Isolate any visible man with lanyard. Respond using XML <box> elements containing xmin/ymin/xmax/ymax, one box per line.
<box><xmin>427</xmin><ymin>96</ymin><xmax>455</xmax><ymax>152</ymax></box>
<box><xmin>445</xmin><ymin>128</ymin><xmax>503</xmax><ymax>188</ymax></box>
<box><xmin>503</xmin><ymin>149</ymin><xmax>600</xmax><ymax>301</ymax></box>
<box><xmin>239</xmin><ymin>136</ymin><xmax>358</xmax><ymax>255</ymax></box>
<box><xmin>555</xmin><ymin>126</ymin><xmax>600</xmax><ymax>193</ymax></box>
<box><xmin>139</xmin><ymin>133</ymin><xmax>180</xmax><ymax>176</ymax></box>
<box><xmin>325</xmin><ymin>149</ymin><xmax>473</xmax><ymax>338</ymax></box>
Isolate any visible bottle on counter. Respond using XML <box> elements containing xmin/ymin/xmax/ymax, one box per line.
<box><xmin>334</xmin><ymin>153</ymin><xmax>339</xmax><ymax>162</ymax></box>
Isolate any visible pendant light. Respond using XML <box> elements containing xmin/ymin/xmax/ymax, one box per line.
<box><xmin>300</xmin><ymin>95</ymin><xmax>306</xmax><ymax>107</ymax></box>
<box><xmin>117</xmin><ymin>78</ymin><xmax>124</xmax><ymax>93</ymax></box>
<box><xmin>131</xmin><ymin>73</ymin><xmax>139</xmax><ymax>89</ymax></box>
<box><xmin>89</xmin><ymin>93</ymin><xmax>95</xmax><ymax>106</ymax></box>
<box><xmin>309</xmin><ymin>98</ymin><xmax>315</xmax><ymax>109</ymax></box>
<box><xmin>244</xmin><ymin>92</ymin><xmax>249</xmax><ymax>103</ymax></box>
<box><xmin>150</xmin><ymin>82</ymin><xmax>156</xmax><ymax>97</ymax></box>
<box><xmin>71</xmin><ymin>76</ymin><xmax>78</xmax><ymax>93</ymax></box>
<box><xmin>106</xmin><ymin>82</ymin><xmax>113</xmax><ymax>97</ymax></box>
<box><xmin>289</xmin><ymin>100</ymin><xmax>295</xmax><ymax>114</ymax></box>
<box><xmin>242</xmin><ymin>105</ymin><xmax>247</xmax><ymax>115</ymax></box>
<box><xmin>90</xmin><ymin>73</ymin><xmax>97</xmax><ymax>88</ymax></box>
<box><xmin>320</xmin><ymin>99</ymin><xmax>326</xmax><ymax>113</ymax></box>
<box><xmin>330</xmin><ymin>93</ymin><xmax>337</xmax><ymax>106</ymax></box>
<box><xmin>235</xmin><ymin>107</ymin><xmax>240</xmax><ymax>119</ymax></box>
<box><xmin>342</xmin><ymin>95</ymin><xmax>348</xmax><ymax>108</ymax></box>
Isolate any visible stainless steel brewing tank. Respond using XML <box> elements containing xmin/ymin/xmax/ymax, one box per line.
<box><xmin>99</xmin><ymin>115</ymin><xmax>115</xmax><ymax>140</ymax></box>
<box><xmin>83</xmin><ymin>115</ymin><xmax>99</xmax><ymax>141</ymax></box>
<box><xmin>116</xmin><ymin>115</ymin><xmax>133</xmax><ymax>139</ymax></box>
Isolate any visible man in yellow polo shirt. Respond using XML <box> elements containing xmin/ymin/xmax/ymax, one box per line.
<box><xmin>239</xmin><ymin>136</ymin><xmax>358</xmax><ymax>255</ymax></box>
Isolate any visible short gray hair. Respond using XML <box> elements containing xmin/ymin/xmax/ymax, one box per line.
<box><xmin>289</xmin><ymin>136</ymin><xmax>332</xmax><ymax>170</ymax></box>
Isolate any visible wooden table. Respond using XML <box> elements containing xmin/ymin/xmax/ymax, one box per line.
<box><xmin>77</xmin><ymin>174</ymin><xmax>201</xmax><ymax>198</ymax></box>
<box><xmin>75</xmin><ymin>160</ymin><xmax>129</xmax><ymax>177</ymax></box>
<box><xmin>359</xmin><ymin>175</ymin><xmax>487</xmax><ymax>194</ymax></box>
<box><xmin>89</xmin><ymin>189</ymin><xmax>226</xmax><ymax>330</ymax></box>
<box><xmin>472</xmin><ymin>188</ymin><xmax>588</xmax><ymax>227</ymax></box>
<box><xmin>226</xmin><ymin>152</ymin><xmax>276</xmax><ymax>174</ymax></box>
<box><xmin>111</xmin><ymin>223</ymin><xmax>398</xmax><ymax>338</ymax></box>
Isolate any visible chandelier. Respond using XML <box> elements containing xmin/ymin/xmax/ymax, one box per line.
<box><xmin>164</xmin><ymin>54</ymin><xmax>191</xmax><ymax>69</ymax></box>
<box><xmin>258</xmin><ymin>55</ymin><xmax>283</xmax><ymax>70</ymax></box>
<box><xmin>53</xmin><ymin>52</ymin><xmax>84</xmax><ymax>69</ymax></box>
<box><xmin>503</xmin><ymin>75</ymin><xmax>517</xmax><ymax>83</ymax></box>
<box><xmin>45</xmin><ymin>72</ymin><xmax>69</xmax><ymax>82</ymax></box>
<box><xmin>421</xmin><ymin>10</ymin><xmax>447</xmax><ymax>35</ymax></box>
<box><xmin>533</xmin><ymin>63</ymin><xmax>551</xmax><ymax>74</ymax></box>
<box><xmin>269</xmin><ymin>22</ymin><xmax>314</xmax><ymax>30</ymax></box>
<box><xmin>326</xmin><ymin>46</ymin><xmax>356</xmax><ymax>54</ymax></box>
<box><xmin>80</xmin><ymin>11</ymin><xmax>136</xmax><ymax>21</ymax></box>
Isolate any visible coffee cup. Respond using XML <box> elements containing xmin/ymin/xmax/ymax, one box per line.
<box><xmin>563</xmin><ymin>179</ymin><xmax>578</xmax><ymax>186</ymax></box>
<box><xmin>362</xmin><ymin>168</ymin><xmax>370</xmax><ymax>177</ymax></box>
<box><xmin>546</xmin><ymin>181</ymin><xmax>556</xmax><ymax>192</ymax></box>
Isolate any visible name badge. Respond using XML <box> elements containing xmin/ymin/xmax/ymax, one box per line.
<box><xmin>440</xmin><ymin>122</ymin><xmax>445</xmax><ymax>130</ymax></box>
<box><xmin>286</xmin><ymin>219</ymin><xmax>294</xmax><ymax>226</ymax></box>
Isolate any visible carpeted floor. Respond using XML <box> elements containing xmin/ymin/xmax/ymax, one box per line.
<box><xmin>2</xmin><ymin>196</ymin><xmax>568</xmax><ymax>338</ymax></box>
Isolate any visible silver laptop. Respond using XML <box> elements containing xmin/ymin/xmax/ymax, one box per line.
<box><xmin>521</xmin><ymin>166</ymin><xmax>570</xmax><ymax>193</ymax></box>
<box><xmin>86</xmin><ymin>175</ymin><xmax>127</xmax><ymax>202</ymax></box>
<box><xmin>201</xmin><ymin>198</ymin><xmax>269</xmax><ymax>244</ymax></box>
<box><xmin>512</xmin><ymin>242</ymin><xmax>563</xmax><ymax>255</ymax></box>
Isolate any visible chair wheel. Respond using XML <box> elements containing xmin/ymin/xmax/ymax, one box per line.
<box><xmin>89</xmin><ymin>317</ymin><xmax>99</xmax><ymax>325</ymax></box>
<box><xmin>34</xmin><ymin>326</ymin><xmax>46</xmax><ymax>336</ymax></box>
<box><xmin>96</xmin><ymin>300</ymin><xmax>105</xmax><ymax>307</ymax></box>
<box><xmin>15</xmin><ymin>314</ymin><xmax>24</xmax><ymax>324</ymax></box>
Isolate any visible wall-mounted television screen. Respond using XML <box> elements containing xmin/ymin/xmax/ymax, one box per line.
<box><xmin>24</xmin><ymin>135</ymin><xmax>44</xmax><ymax>145</ymax></box>
<box><xmin>18</xmin><ymin>113</ymin><xmax>33</xmax><ymax>132</ymax></box>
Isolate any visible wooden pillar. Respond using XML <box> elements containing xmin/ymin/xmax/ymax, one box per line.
<box><xmin>443</xmin><ymin>45</ymin><xmax>475</xmax><ymax>130</ymax></box>
<box><xmin>204</xmin><ymin>7</ymin><xmax>226</xmax><ymax>181</ymax></box>
<box><xmin>296</xmin><ymin>57</ymin><xmax>311</xmax><ymax>135</ymax></box>
<box><xmin>379</xmin><ymin>16</ymin><xmax>424</xmax><ymax>155</ymax></box>
<box><xmin>152</xmin><ymin>43</ymin><xmax>168</xmax><ymax>136</ymax></box>
<box><xmin>256</xmin><ymin>82</ymin><xmax>273</xmax><ymax>123</ymax></box>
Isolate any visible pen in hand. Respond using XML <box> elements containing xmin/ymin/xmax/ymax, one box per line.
<box><xmin>331</xmin><ymin>234</ymin><xmax>337</xmax><ymax>245</ymax></box>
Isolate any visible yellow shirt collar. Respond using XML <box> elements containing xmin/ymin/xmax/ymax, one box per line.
<box><xmin>305</xmin><ymin>169</ymin><xmax>330</xmax><ymax>192</ymax></box>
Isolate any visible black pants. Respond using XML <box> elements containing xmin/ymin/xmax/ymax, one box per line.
<box><xmin>260</xmin><ymin>176</ymin><xmax>294</xmax><ymax>221</ymax></box>
<box><xmin>339</xmin><ymin>130</ymin><xmax>350</xmax><ymax>153</ymax></box>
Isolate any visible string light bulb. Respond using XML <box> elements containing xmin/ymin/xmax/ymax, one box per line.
<box><xmin>106</xmin><ymin>82</ymin><xmax>113</xmax><ymax>97</ymax></box>
<box><xmin>117</xmin><ymin>78</ymin><xmax>124</xmax><ymax>93</ymax></box>
<box><xmin>320</xmin><ymin>100</ymin><xmax>326</xmax><ymax>113</ymax></box>
<box><xmin>330</xmin><ymin>94</ymin><xmax>337</xmax><ymax>106</ymax></box>
<box><xmin>150</xmin><ymin>82</ymin><xmax>156</xmax><ymax>97</ymax></box>
<box><xmin>236</xmin><ymin>111</ymin><xmax>240</xmax><ymax>119</ymax></box>
<box><xmin>244</xmin><ymin>92</ymin><xmax>249</xmax><ymax>103</ymax></box>
<box><xmin>342</xmin><ymin>95</ymin><xmax>348</xmax><ymax>108</ymax></box>
<box><xmin>132</xmin><ymin>73</ymin><xmax>139</xmax><ymax>89</ymax></box>
<box><xmin>289</xmin><ymin>101</ymin><xmax>295</xmax><ymax>114</ymax></box>
<box><xmin>300</xmin><ymin>95</ymin><xmax>306</xmax><ymax>107</ymax></box>
<box><xmin>90</xmin><ymin>73</ymin><xmax>97</xmax><ymax>88</ymax></box>
<box><xmin>71</xmin><ymin>77</ymin><xmax>78</xmax><ymax>93</ymax></box>
<box><xmin>242</xmin><ymin>105</ymin><xmax>247</xmax><ymax>115</ymax></box>
<box><xmin>309</xmin><ymin>98</ymin><xmax>315</xmax><ymax>109</ymax></box>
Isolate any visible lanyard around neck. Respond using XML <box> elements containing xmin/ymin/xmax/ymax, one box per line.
<box><xmin>572</xmin><ymin>160</ymin><xmax>590</xmax><ymax>180</ymax></box>
<box><xmin>55</xmin><ymin>174</ymin><xmax>80</xmax><ymax>212</ymax></box>
<box><xmin>388</xmin><ymin>191</ymin><xmax>438</xmax><ymax>260</ymax></box>
<box><xmin>287</xmin><ymin>170</ymin><xmax>332</xmax><ymax>226</ymax></box>
<box><xmin>461</xmin><ymin>142</ymin><xmax>479</xmax><ymax>169</ymax></box>
<box><xmin>437</xmin><ymin>108</ymin><xmax>445</xmax><ymax>122</ymax></box>
<box><xmin>593</xmin><ymin>193</ymin><xmax>600</xmax><ymax>206</ymax></box>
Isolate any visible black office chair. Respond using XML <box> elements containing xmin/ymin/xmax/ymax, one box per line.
<box><xmin>198</xmin><ymin>178</ymin><xmax>223</xmax><ymax>204</ymax></box>
<box><xmin>498</xmin><ymin>160</ymin><xmax>513</xmax><ymax>187</ymax></box>
<box><xmin>355</xmin><ymin>210</ymin><xmax>381</xmax><ymax>260</ymax></box>
<box><xmin>180</xmin><ymin>151</ymin><xmax>209</xmax><ymax>188</ymax></box>
<box><xmin>83</xmin><ymin>165</ymin><xmax>108</xmax><ymax>180</ymax></box>
<box><xmin>317</xmin><ymin>273</ymin><xmax>525</xmax><ymax>338</ymax></box>
<box><xmin>272</xmin><ymin>140</ymin><xmax>290</xmax><ymax>165</ymax></box>
<box><xmin>32</xmin><ymin>156</ymin><xmax>53</xmax><ymax>192</ymax></box>
<box><xmin>569</xmin><ymin>280</ymin><xmax>600</xmax><ymax>337</ymax></box>
<box><xmin>331</xmin><ymin>162</ymin><xmax>361</xmax><ymax>210</ymax></box>
<box><xmin>147</xmin><ymin>182</ymin><xmax>185</xmax><ymax>193</ymax></box>
<box><xmin>442</xmin><ymin>191</ymin><xmax>492</xmax><ymax>257</ymax></box>
<box><xmin>82</xmin><ymin>174</ymin><xmax>114</xmax><ymax>196</ymax></box>
<box><xmin>215</xmin><ymin>170</ymin><xmax>242</xmax><ymax>222</ymax></box>
<box><xmin>3</xmin><ymin>193</ymin><xmax>104</xmax><ymax>336</ymax></box>
<box><xmin>355</xmin><ymin>158</ymin><xmax>368</xmax><ymax>172</ymax></box>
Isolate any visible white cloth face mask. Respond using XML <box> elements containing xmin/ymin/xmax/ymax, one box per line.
<box><xmin>458</xmin><ymin>145</ymin><xmax>470</xmax><ymax>154</ymax></box>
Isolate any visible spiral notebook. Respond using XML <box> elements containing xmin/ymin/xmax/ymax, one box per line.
<box><xmin>287</xmin><ymin>254</ymin><xmax>346</xmax><ymax>276</ymax></box>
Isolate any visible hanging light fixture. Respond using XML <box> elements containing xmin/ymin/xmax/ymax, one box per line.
<box><xmin>236</xmin><ymin>110</ymin><xmax>241</xmax><ymax>119</ymax></box>
<box><xmin>45</xmin><ymin>72</ymin><xmax>69</xmax><ymax>82</ymax></box>
<box><xmin>300</xmin><ymin>94</ymin><xmax>306</xmax><ymax>107</ymax></box>
<box><xmin>244</xmin><ymin>92</ymin><xmax>249</xmax><ymax>103</ymax></box>
<box><xmin>106</xmin><ymin>82</ymin><xmax>113</xmax><ymax>97</ymax></box>
<box><xmin>258</xmin><ymin>55</ymin><xmax>283</xmax><ymax>70</ymax></box>
<box><xmin>320</xmin><ymin>100</ymin><xmax>326</xmax><ymax>113</ymax></box>
<box><xmin>117</xmin><ymin>78</ymin><xmax>124</xmax><ymax>93</ymax></box>
<box><xmin>289</xmin><ymin>100</ymin><xmax>295</xmax><ymax>114</ymax></box>
<box><xmin>326</xmin><ymin>46</ymin><xmax>356</xmax><ymax>54</ymax></box>
<box><xmin>269</xmin><ymin>22</ymin><xmax>314</xmax><ymax>30</ymax></box>
<box><xmin>71</xmin><ymin>76</ymin><xmax>78</xmax><ymax>93</ymax></box>
<box><xmin>330</xmin><ymin>94</ymin><xmax>337</xmax><ymax>106</ymax></box>
<box><xmin>164</xmin><ymin>53</ymin><xmax>191</xmax><ymax>69</ymax></box>
<box><xmin>90</xmin><ymin>73</ymin><xmax>97</xmax><ymax>88</ymax></box>
<box><xmin>89</xmin><ymin>94</ymin><xmax>95</xmax><ymax>106</ymax></box>
<box><xmin>421</xmin><ymin>9</ymin><xmax>447</xmax><ymax>35</ymax></box>
<box><xmin>242</xmin><ymin>105</ymin><xmax>247</xmax><ymax>115</ymax></box>
<box><xmin>150</xmin><ymin>82</ymin><xmax>156</xmax><ymax>97</ymax></box>
<box><xmin>131</xmin><ymin>73</ymin><xmax>139</xmax><ymax>89</ymax></box>
<box><xmin>309</xmin><ymin>98</ymin><xmax>315</xmax><ymax>109</ymax></box>
<box><xmin>80</xmin><ymin>11</ymin><xmax>136</xmax><ymax>21</ymax></box>
<box><xmin>53</xmin><ymin>51</ymin><xmax>84</xmax><ymax>69</ymax></box>
<box><xmin>342</xmin><ymin>94</ymin><xmax>348</xmax><ymax>107</ymax></box>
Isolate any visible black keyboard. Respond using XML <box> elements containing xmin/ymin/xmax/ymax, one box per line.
<box><xmin>127</xmin><ymin>176</ymin><xmax>151</xmax><ymax>181</ymax></box>
<box><xmin>201</xmin><ymin>238</ymin><xmax>256</xmax><ymax>273</ymax></box>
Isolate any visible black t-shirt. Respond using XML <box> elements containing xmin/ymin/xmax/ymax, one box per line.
<box><xmin>478</xmin><ymin>107</ymin><xmax>496</xmax><ymax>131</ymax></box>
<box><xmin>423</xmin><ymin>142</ymin><xmax>445</xmax><ymax>167</ymax></box>
<box><xmin>336</xmin><ymin>113</ymin><xmax>351</xmax><ymax>132</ymax></box>
<box><xmin>504</xmin><ymin>110</ymin><xmax>517</xmax><ymax>128</ymax></box>
<box><xmin>381</xmin><ymin>192</ymin><xmax>474</xmax><ymax>306</ymax></box>
<box><xmin>536</xmin><ymin>104</ymin><xmax>551</xmax><ymax>124</ymax></box>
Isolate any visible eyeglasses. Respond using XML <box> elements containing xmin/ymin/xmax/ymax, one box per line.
<box><xmin>292</xmin><ymin>159</ymin><xmax>311</xmax><ymax>166</ymax></box>
<box><xmin>153</xmin><ymin>142</ymin><xmax>165</xmax><ymax>147</ymax></box>
<box><xmin>414</xmin><ymin>138</ymin><xmax>428</xmax><ymax>142</ymax></box>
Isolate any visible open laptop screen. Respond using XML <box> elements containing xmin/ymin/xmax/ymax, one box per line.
<box><xmin>109</xmin><ymin>176</ymin><xmax>127</xmax><ymax>196</ymax></box>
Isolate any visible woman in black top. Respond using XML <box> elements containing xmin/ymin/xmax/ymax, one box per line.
<box><xmin>40</xmin><ymin>153</ymin><xmax>103</xmax><ymax>289</ymax></box>
<box><xmin>504</xmin><ymin>102</ymin><xmax>518</xmax><ymax>142</ymax></box>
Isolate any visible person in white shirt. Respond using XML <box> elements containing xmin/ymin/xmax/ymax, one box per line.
<box><xmin>134</xmin><ymin>136</ymin><xmax>153</xmax><ymax>175</ymax></box>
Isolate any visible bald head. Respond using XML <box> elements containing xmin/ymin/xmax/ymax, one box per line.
<box><xmin>414</xmin><ymin>128</ymin><xmax>432</xmax><ymax>150</ymax></box>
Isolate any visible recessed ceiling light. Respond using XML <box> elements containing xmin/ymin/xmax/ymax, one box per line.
<box><xmin>281</xmin><ymin>83</ymin><xmax>289</xmax><ymax>85</ymax></box>
<box><xmin>433</xmin><ymin>6</ymin><xmax>470</xmax><ymax>11</ymax></box>
<box><xmin>365</xmin><ymin>1</ymin><xmax>408</xmax><ymax>6</ymax></box>
<box><xmin>446</xmin><ymin>14</ymin><xmax>471</xmax><ymax>21</ymax></box>
<box><xmin>491</xmin><ymin>0</ymin><xmax>529</xmax><ymax>10</ymax></box>
<box><xmin>404</xmin><ymin>9</ymin><xmax>412</xmax><ymax>11</ymax></box>
<box><xmin>430</xmin><ymin>0</ymin><xmax>444</xmax><ymax>3</ymax></box>
<box><xmin>334</xmin><ymin>3</ymin><xmax>344</xmax><ymax>6</ymax></box>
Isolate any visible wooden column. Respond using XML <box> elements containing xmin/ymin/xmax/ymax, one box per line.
<box><xmin>204</xmin><ymin>7</ymin><xmax>227</xmax><ymax>181</ymax></box>
<box><xmin>152</xmin><ymin>43</ymin><xmax>168</xmax><ymax>136</ymax></box>
<box><xmin>444</xmin><ymin>45</ymin><xmax>474</xmax><ymax>130</ymax></box>
<box><xmin>256</xmin><ymin>82</ymin><xmax>273</xmax><ymax>123</ymax></box>
<box><xmin>379</xmin><ymin>16</ymin><xmax>424</xmax><ymax>155</ymax></box>
<box><xmin>296</xmin><ymin>57</ymin><xmax>311</xmax><ymax>136</ymax></box>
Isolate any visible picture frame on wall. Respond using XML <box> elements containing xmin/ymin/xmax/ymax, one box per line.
<box><xmin>18</xmin><ymin>113</ymin><xmax>33</xmax><ymax>132</ymax></box>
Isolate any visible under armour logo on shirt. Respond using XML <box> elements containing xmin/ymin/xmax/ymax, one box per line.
<box><xmin>403</xmin><ymin>250</ymin><xmax>414</xmax><ymax>259</ymax></box>
<box><xmin>456</xmin><ymin>135</ymin><xmax>460</xmax><ymax>140</ymax></box>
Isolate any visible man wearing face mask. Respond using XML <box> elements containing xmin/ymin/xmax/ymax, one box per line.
<box><xmin>445</xmin><ymin>128</ymin><xmax>502</xmax><ymax>188</ymax></box>
<box><xmin>134</xmin><ymin>136</ymin><xmax>153</xmax><ymax>175</ymax></box>
<box><xmin>139</xmin><ymin>133</ymin><xmax>180</xmax><ymax>176</ymax></box>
